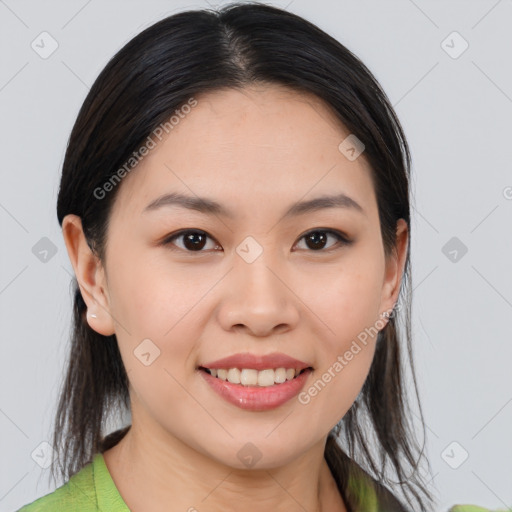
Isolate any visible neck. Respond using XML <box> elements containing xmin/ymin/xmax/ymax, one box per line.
<box><xmin>103</xmin><ymin>422</ymin><xmax>346</xmax><ymax>512</ymax></box>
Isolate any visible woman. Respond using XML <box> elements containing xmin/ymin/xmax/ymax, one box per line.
<box><xmin>17</xmin><ymin>3</ymin><xmax>502</xmax><ymax>511</ymax></box>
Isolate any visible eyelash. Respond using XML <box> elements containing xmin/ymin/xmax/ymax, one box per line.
<box><xmin>161</xmin><ymin>228</ymin><xmax>353</xmax><ymax>254</ymax></box>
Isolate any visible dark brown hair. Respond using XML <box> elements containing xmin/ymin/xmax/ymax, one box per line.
<box><xmin>51</xmin><ymin>3</ymin><xmax>435</xmax><ymax>510</ymax></box>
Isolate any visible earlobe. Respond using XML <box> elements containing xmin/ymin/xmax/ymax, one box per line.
<box><xmin>62</xmin><ymin>214</ymin><xmax>116</xmax><ymax>336</ymax></box>
<box><xmin>85</xmin><ymin>305</ymin><xmax>116</xmax><ymax>336</ymax></box>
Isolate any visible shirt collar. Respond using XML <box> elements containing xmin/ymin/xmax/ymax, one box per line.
<box><xmin>93</xmin><ymin>453</ymin><xmax>131</xmax><ymax>511</ymax></box>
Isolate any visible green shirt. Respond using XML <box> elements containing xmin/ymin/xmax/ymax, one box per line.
<box><xmin>449</xmin><ymin>508</ymin><xmax>512</xmax><ymax>512</ymax></box>
<box><xmin>17</xmin><ymin>452</ymin><xmax>508</xmax><ymax>512</ymax></box>
<box><xmin>17</xmin><ymin>453</ymin><xmax>129</xmax><ymax>511</ymax></box>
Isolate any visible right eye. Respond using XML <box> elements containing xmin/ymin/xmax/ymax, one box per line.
<box><xmin>162</xmin><ymin>229</ymin><xmax>222</xmax><ymax>253</ymax></box>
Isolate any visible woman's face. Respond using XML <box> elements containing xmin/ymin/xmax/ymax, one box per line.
<box><xmin>78</xmin><ymin>84</ymin><xmax>406</xmax><ymax>468</ymax></box>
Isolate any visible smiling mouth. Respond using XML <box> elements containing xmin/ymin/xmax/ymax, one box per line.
<box><xmin>198</xmin><ymin>366</ymin><xmax>313</xmax><ymax>387</ymax></box>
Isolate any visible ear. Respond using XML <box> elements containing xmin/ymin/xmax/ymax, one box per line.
<box><xmin>62</xmin><ymin>214</ymin><xmax>116</xmax><ymax>336</ymax></box>
<box><xmin>378</xmin><ymin>218</ymin><xmax>409</xmax><ymax>324</ymax></box>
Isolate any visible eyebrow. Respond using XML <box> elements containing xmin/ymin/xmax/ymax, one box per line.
<box><xmin>142</xmin><ymin>191</ymin><xmax>365</xmax><ymax>219</ymax></box>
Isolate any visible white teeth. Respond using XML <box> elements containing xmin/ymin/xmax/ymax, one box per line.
<box><xmin>241</xmin><ymin>369</ymin><xmax>258</xmax><ymax>386</ymax></box>
<box><xmin>274</xmin><ymin>368</ymin><xmax>287</xmax><ymax>384</ymax></box>
<box><xmin>227</xmin><ymin>368</ymin><xmax>241</xmax><ymax>384</ymax></box>
<box><xmin>257</xmin><ymin>369</ymin><xmax>274</xmax><ymax>387</ymax></box>
<box><xmin>205</xmin><ymin>367</ymin><xmax>308</xmax><ymax>386</ymax></box>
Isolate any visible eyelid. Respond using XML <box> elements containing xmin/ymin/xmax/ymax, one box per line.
<box><xmin>161</xmin><ymin>228</ymin><xmax>353</xmax><ymax>253</ymax></box>
<box><xmin>293</xmin><ymin>228</ymin><xmax>352</xmax><ymax>252</ymax></box>
<box><xmin>161</xmin><ymin>229</ymin><xmax>221</xmax><ymax>252</ymax></box>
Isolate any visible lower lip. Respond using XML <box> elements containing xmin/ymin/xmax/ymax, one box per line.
<box><xmin>198</xmin><ymin>368</ymin><xmax>312</xmax><ymax>411</ymax></box>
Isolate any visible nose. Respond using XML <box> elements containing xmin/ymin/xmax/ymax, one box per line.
<box><xmin>216</xmin><ymin>254</ymin><xmax>300</xmax><ymax>338</ymax></box>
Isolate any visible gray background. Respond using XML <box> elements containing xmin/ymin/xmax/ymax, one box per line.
<box><xmin>1</xmin><ymin>0</ymin><xmax>511</xmax><ymax>510</ymax></box>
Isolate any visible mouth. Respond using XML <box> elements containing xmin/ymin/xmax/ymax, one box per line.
<box><xmin>197</xmin><ymin>366</ymin><xmax>314</xmax><ymax>387</ymax></box>
<box><xmin>197</xmin><ymin>364</ymin><xmax>314</xmax><ymax>411</ymax></box>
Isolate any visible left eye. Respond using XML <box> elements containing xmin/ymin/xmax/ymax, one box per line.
<box><xmin>295</xmin><ymin>229</ymin><xmax>351</xmax><ymax>251</ymax></box>
<box><xmin>162</xmin><ymin>229</ymin><xmax>351</xmax><ymax>253</ymax></box>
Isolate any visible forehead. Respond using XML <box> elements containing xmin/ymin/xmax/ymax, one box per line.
<box><xmin>111</xmin><ymin>84</ymin><xmax>376</xmax><ymax>221</ymax></box>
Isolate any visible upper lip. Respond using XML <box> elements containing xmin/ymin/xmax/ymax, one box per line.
<box><xmin>199</xmin><ymin>352</ymin><xmax>313</xmax><ymax>371</ymax></box>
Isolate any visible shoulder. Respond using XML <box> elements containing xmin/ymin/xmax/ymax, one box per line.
<box><xmin>448</xmin><ymin>506</ymin><xmax>512</xmax><ymax>512</ymax></box>
<box><xmin>16</xmin><ymin>456</ymin><xmax>97</xmax><ymax>511</ymax></box>
<box><xmin>342</xmin><ymin>460</ymin><xmax>410</xmax><ymax>511</ymax></box>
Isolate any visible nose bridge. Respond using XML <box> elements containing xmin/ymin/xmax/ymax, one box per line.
<box><xmin>217</xmin><ymin>238</ymin><xmax>299</xmax><ymax>335</ymax></box>
<box><xmin>233</xmin><ymin>241</ymin><xmax>284</xmax><ymax>303</ymax></box>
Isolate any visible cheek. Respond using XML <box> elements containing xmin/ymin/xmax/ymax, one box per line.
<box><xmin>294</xmin><ymin>253</ymin><xmax>383</xmax><ymax>405</ymax></box>
<box><xmin>109</xmin><ymin>249</ymin><xmax>211</xmax><ymax>338</ymax></box>
<box><xmin>108</xmin><ymin>254</ymin><xmax>221</xmax><ymax>394</ymax></box>
<box><xmin>299</xmin><ymin>282</ymin><xmax>379</xmax><ymax>431</ymax></box>
<box><xmin>297</xmin><ymin>258</ymin><xmax>383</xmax><ymax>340</ymax></box>
<box><xmin>308</xmin><ymin>347</ymin><xmax>375</xmax><ymax>432</ymax></box>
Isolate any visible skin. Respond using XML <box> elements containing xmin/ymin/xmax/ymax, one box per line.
<box><xmin>62</xmin><ymin>84</ymin><xmax>408</xmax><ymax>512</ymax></box>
